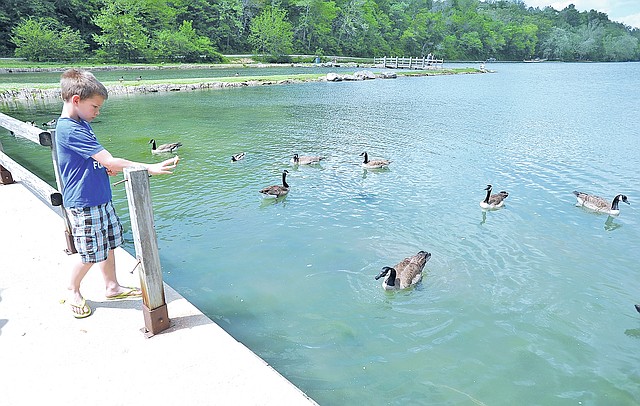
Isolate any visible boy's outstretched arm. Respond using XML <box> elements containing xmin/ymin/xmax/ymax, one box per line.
<box><xmin>93</xmin><ymin>149</ymin><xmax>180</xmax><ymax>176</ymax></box>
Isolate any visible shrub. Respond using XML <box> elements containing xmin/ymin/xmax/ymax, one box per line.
<box><xmin>11</xmin><ymin>17</ymin><xmax>87</xmax><ymax>62</ymax></box>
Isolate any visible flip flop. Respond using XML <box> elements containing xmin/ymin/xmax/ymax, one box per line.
<box><xmin>106</xmin><ymin>287</ymin><xmax>142</xmax><ymax>300</ymax></box>
<box><xmin>67</xmin><ymin>298</ymin><xmax>92</xmax><ymax>319</ymax></box>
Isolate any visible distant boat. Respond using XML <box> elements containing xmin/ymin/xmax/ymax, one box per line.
<box><xmin>523</xmin><ymin>58</ymin><xmax>547</xmax><ymax>63</ymax></box>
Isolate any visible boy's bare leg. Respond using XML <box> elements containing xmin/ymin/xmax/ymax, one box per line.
<box><xmin>97</xmin><ymin>249</ymin><xmax>140</xmax><ymax>297</ymax></box>
<box><xmin>68</xmin><ymin>260</ymin><xmax>93</xmax><ymax>304</ymax></box>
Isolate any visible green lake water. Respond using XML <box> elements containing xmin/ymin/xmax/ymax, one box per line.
<box><xmin>1</xmin><ymin>62</ymin><xmax>639</xmax><ymax>405</ymax></box>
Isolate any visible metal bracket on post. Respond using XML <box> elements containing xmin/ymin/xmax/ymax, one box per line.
<box><xmin>123</xmin><ymin>167</ymin><xmax>170</xmax><ymax>337</ymax></box>
<box><xmin>0</xmin><ymin>164</ymin><xmax>14</xmax><ymax>184</ymax></box>
<box><xmin>142</xmin><ymin>303</ymin><xmax>170</xmax><ymax>339</ymax></box>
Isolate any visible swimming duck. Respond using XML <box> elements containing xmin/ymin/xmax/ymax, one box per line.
<box><xmin>260</xmin><ymin>170</ymin><xmax>290</xmax><ymax>198</ymax></box>
<box><xmin>291</xmin><ymin>153</ymin><xmax>326</xmax><ymax>165</ymax></box>
<box><xmin>360</xmin><ymin>151</ymin><xmax>391</xmax><ymax>169</ymax></box>
<box><xmin>149</xmin><ymin>139</ymin><xmax>182</xmax><ymax>154</ymax></box>
<box><xmin>231</xmin><ymin>152</ymin><xmax>246</xmax><ymax>162</ymax></box>
<box><xmin>572</xmin><ymin>191</ymin><xmax>629</xmax><ymax>216</ymax></box>
<box><xmin>480</xmin><ymin>184</ymin><xmax>509</xmax><ymax>210</ymax></box>
<box><xmin>375</xmin><ymin>250</ymin><xmax>431</xmax><ymax>290</ymax></box>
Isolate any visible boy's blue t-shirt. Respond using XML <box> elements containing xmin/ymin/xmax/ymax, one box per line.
<box><xmin>55</xmin><ymin>117</ymin><xmax>111</xmax><ymax>208</ymax></box>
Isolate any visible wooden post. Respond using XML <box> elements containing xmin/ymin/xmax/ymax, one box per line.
<box><xmin>123</xmin><ymin>167</ymin><xmax>170</xmax><ymax>337</ymax></box>
<box><xmin>48</xmin><ymin>129</ymin><xmax>77</xmax><ymax>254</ymax></box>
<box><xmin>0</xmin><ymin>139</ymin><xmax>14</xmax><ymax>184</ymax></box>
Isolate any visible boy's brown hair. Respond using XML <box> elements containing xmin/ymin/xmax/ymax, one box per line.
<box><xmin>60</xmin><ymin>68</ymin><xmax>109</xmax><ymax>101</ymax></box>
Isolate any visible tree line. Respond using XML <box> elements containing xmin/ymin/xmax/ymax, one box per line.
<box><xmin>1</xmin><ymin>0</ymin><xmax>639</xmax><ymax>63</ymax></box>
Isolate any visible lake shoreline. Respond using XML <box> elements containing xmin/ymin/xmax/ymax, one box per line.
<box><xmin>0</xmin><ymin>65</ymin><xmax>484</xmax><ymax>103</ymax></box>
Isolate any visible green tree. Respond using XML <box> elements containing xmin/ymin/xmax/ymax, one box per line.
<box><xmin>358</xmin><ymin>0</ymin><xmax>392</xmax><ymax>56</ymax></box>
<box><xmin>1</xmin><ymin>0</ymin><xmax>638</xmax><ymax>62</ymax></box>
<box><xmin>334</xmin><ymin>0</ymin><xmax>368</xmax><ymax>55</ymax></box>
<box><xmin>400</xmin><ymin>10</ymin><xmax>446</xmax><ymax>57</ymax></box>
<box><xmin>54</xmin><ymin>0</ymin><xmax>104</xmax><ymax>49</ymax></box>
<box><xmin>0</xmin><ymin>0</ymin><xmax>56</xmax><ymax>56</ymax></box>
<box><xmin>573</xmin><ymin>21</ymin><xmax>604</xmax><ymax>60</ymax></box>
<box><xmin>92</xmin><ymin>0</ymin><xmax>152</xmax><ymax>62</ymax></box>
<box><xmin>503</xmin><ymin>22</ymin><xmax>538</xmax><ymax>59</ymax></box>
<box><xmin>248</xmin><ymin>6</ymin><xmax>293</xmax><ymax>61</ymax></box>
<box><xmin>602</xmin><ymin>32</ymin><xmax>638</xmax><ymax>61</ymax></box>
<box><xmin>154</xmin><ymin>20</ymin><xmax>224</xmax><ymax>62</ymax></box>
<box><xmin>11</xmin><ymin>17</ymin><xmax>87</xmax><ymax>61</ymax></box>
<box><xmin>292</xmin><ymin>0</ymin><xmax>338</xmax><ymax>54</ymax></box>
<box><xmin>459</xmin><ymin>31</ymin><xmax>483</xmax><ymax>59</ymax></box>
<box><xmin>209</xmin><ymin>0</ymin><xmax>244</xmax><ymax>53</ymax></box>
<box><xmin>559</xmin><ymin>4</ymin><xmax>584</xmax><ymax>28</ymax></box>
<box><xmin>541</xmin><ymin>27</ymin><xmax>574</xmax><ymax>60</ymax></box>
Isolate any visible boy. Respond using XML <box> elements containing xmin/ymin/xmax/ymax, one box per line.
<box><xmin>56</xmin><ymin>68</ymin><xmax>179</xmax><ymax>318</ymax></box>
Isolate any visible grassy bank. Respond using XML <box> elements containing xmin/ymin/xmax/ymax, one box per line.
<box><xmin>0</xmin><ymin>67</ymin><xmax>481</xmax><ymax>92</ymax></box>
<box><xmin>0</xmin><ymin>64</ymin><xmax>483</xmax><ymax>102</ymax></box>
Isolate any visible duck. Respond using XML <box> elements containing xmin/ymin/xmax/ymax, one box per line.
<box><xmin>480</xmin><ymin>184</ymin><xmax>509</xmax><ymax>210</ymax></box>
<box><xmin>360</xmin><ymin>151</ymin><xmax>391</xmax><ymax>169</ymax></box>
<box><xmin>572</xmin><ymin>191</ymin><xmax>629</xmax><ymax>216</ymax></box>
<box><xmin>291</xmin><ymin>153</ymin><xmax>325</xmax><ymax>165</ymax></box>
<box><xmin>149</xmin><ymin>139</ymin><xmax>182</xmax><ymax>154</ymax></box>
<box><xmin>231</xmin><ymin>152</ymin><xmax>246</xmax><ymax>162</ymax></box>
<box><xmin>42</xmin><ymin>119</ymin><xmax>56</xmax><ymax>127</ymax></box>
<box><xmin>635</xmin><ymin>304</ymin><xmax>640</xmax><ymax>314</ymax></box>
<box><xmin>375</xmin><ymin>250</ymin><xmax>431</xmax><ymax>290</ymax></box>
<box><xmin>260</xmin><ymin>170</ymin><xmax>290</xmax><ymax>198</ymax></box>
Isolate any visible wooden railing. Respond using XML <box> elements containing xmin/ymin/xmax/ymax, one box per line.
<box><xmin>0</xmin><ymin>112</ymin><xmax>170</xmax><ymax>336</ymax></box>
<box><xmin>374</xmin><ymin>56</ymin><xmax>444</xmax><ymax>69</ymax></box>
<box><xmin>0</xmin><ymin>112</ymin><xmax>75</xmax><ymax>251</ymax></box>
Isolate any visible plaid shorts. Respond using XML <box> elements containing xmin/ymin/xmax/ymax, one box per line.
<box><xmin>66</xmin><ymin>201</ymin><xmax>123</xmax><ymax>263</ymax></box>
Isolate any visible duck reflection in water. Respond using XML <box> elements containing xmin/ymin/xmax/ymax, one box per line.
<box><xmin>604</xmin><ymin>215</ymin><xmax>622</xmax><ymax>231</ymax></box>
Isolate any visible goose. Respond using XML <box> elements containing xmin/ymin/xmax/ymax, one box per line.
<box><xmin>480</xmin><ymin>184</ymin><xmax>509</xmax><ymax>210</ymax></box>
<box><xmin>42</xmin><ymin>119</ymin><xmax>56</xmax><ymax>127</ymax></box>
<box><xmin>375</xmin><ymin>250</ymin><xmax>431</xmax><ymax>290</ymax></box>
<box><xmin>572</xmin><ymin>191</ymin><xmax>629</xmax><ymax>216</ymax></box>
<box><xmin>291</xmin><ymin>153</ymin><xmax>326</xmax><ymax>165</ymax></box>
<box><xmin>231</xmin><ymin>152</ymin><xmax>246</xmax><ymax>162</ymax></box>
<box><xmin>360</xmin><ymin>151</ymin><xmax>391</xmax><ymax>169</ymax></box>
<box><xmin>260</xmin><ymin>170</ymin><xmax>290</xmax><ymax>198</ymax></box>
<box><xmin>149</xmin><ymin>139</ymin><xmax>182</xmax><ymax>154</ymax></box>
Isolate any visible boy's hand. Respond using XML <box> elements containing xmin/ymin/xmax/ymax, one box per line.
<box><xmin>148</xmin><ymin>156</ymin><xmax>180</xmax><ymax>175</ymax></box>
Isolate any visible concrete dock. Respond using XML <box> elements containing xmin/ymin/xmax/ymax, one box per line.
<box><xmin>0</xmin><ymin>181</ymin><xmax>318</xmax><ymax>405</ymax></box>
